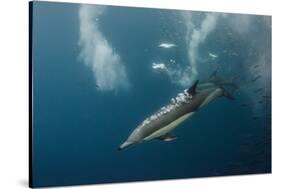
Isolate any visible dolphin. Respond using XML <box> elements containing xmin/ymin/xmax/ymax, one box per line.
<box><xmin>118</xmin><ymin>77</ymin><xmax>235</xmax><ymax>151</ymax></box>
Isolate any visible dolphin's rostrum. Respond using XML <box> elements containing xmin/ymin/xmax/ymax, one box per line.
<box><xmin>118</xmin><ymin>75</ymin><xmax>235</xmax><ymax>151</ymax></box>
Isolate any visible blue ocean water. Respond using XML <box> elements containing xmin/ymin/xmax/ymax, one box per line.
<box><xmin>31</xmin><ymin>2</ymin><xmax>271</xmax><ymax>187</ymax></box>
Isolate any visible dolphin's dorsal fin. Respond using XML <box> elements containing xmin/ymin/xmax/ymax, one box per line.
<box><xmin>188</xmin><ymin>80</ymin><xmax>199</xmax><ymax>95</ymax></box>
<box><xmin>157</xmin><ymin>133</ymin><xmax>177</xmax><ymax>142</ymax></box>
<box><xmin>209</xmin><ymin>70</ymin><xmax>218</xmax><ymax>80</ymax></box>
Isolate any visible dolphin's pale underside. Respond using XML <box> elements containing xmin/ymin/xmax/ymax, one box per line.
<box><xmin>118</xmin><ymin>78</ymin><xmax>234</xmax><ymax>151</ymax></box>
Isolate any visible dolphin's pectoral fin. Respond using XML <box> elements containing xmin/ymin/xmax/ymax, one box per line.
<box><xmin>157</xmin><ymin>133</ymin><xmax>177</xmax><ymax>142</ymax></box>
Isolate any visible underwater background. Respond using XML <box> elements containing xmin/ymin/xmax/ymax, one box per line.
<box><xmin>31</xmin><ymin>1</ymin><xmax>271</xmax><ymax>187</ymax></box>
